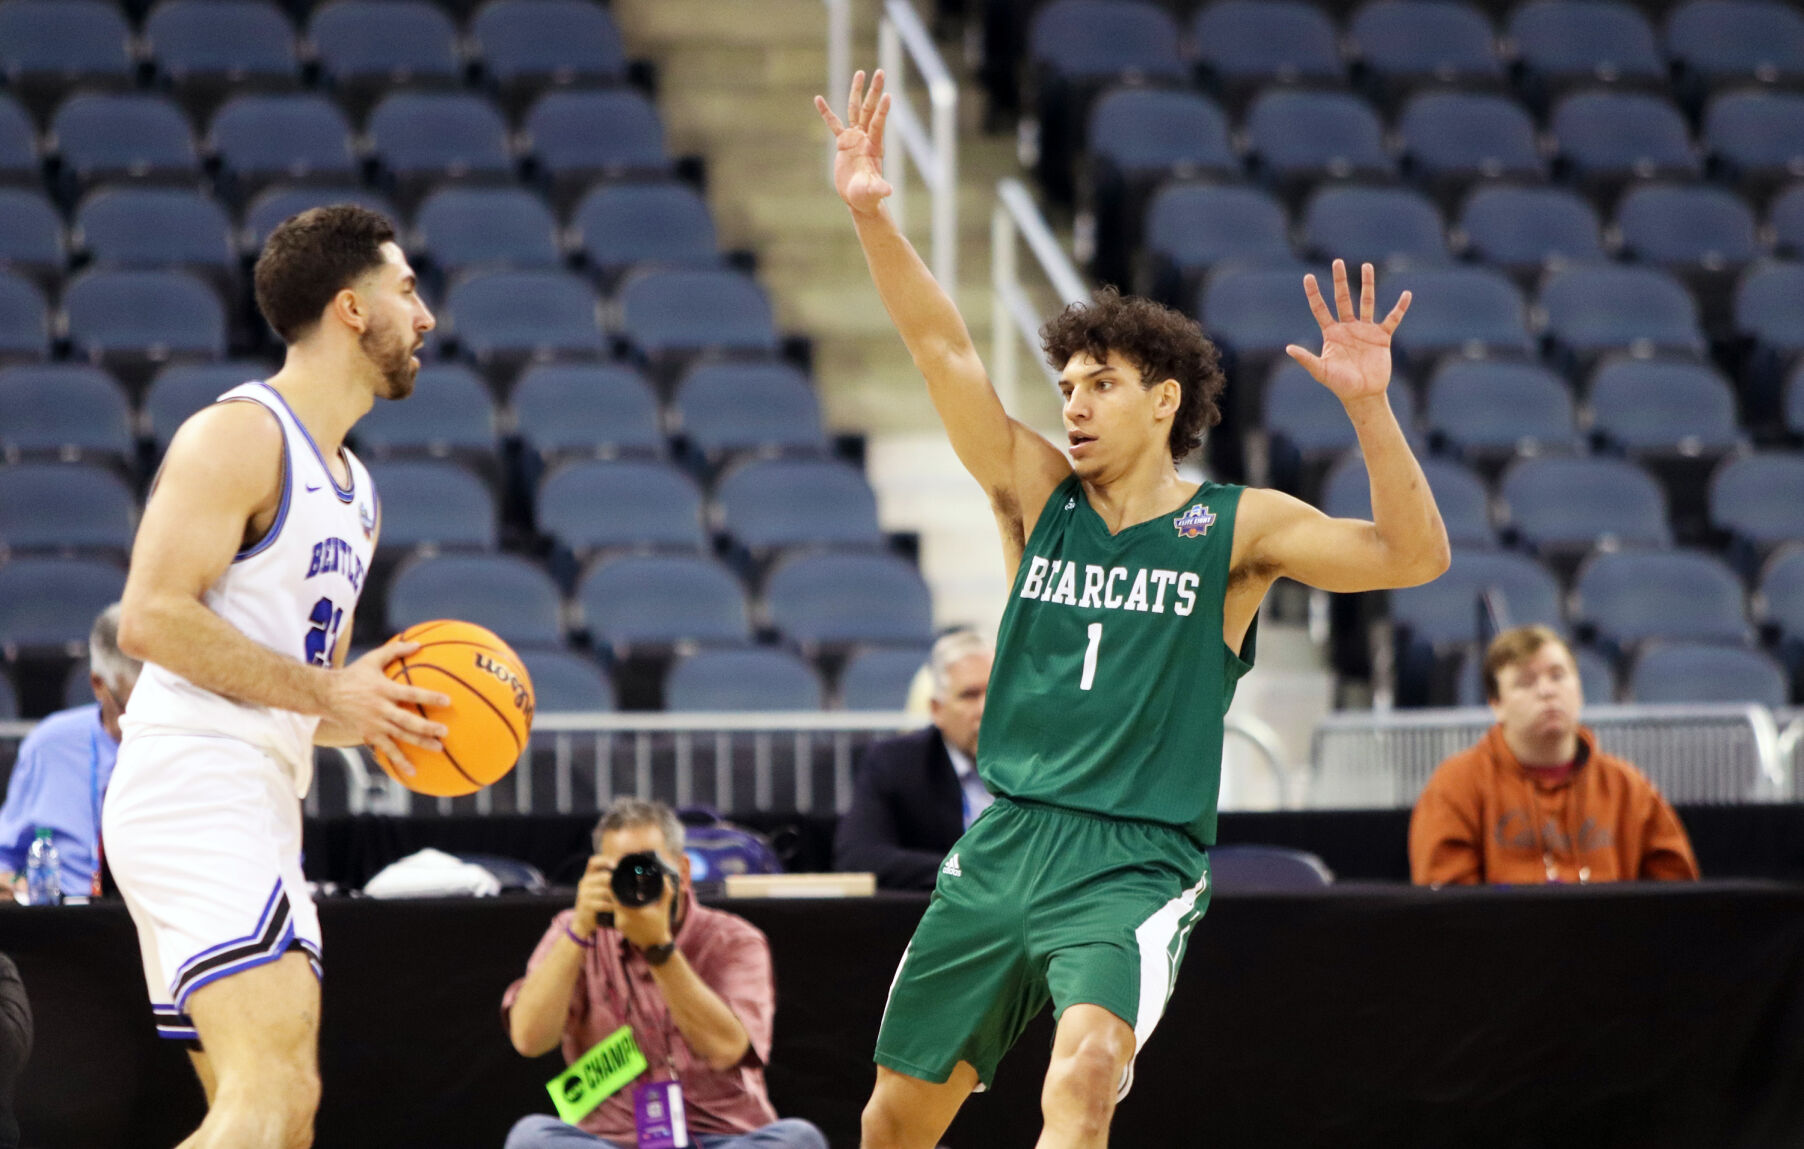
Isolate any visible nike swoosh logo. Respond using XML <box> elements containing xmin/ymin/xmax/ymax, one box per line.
<box><xmin>305</xmin><ymin>484</ymin><xmax>322</xmax><ymax>493</ymax></box>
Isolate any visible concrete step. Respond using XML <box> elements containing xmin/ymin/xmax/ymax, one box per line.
<box><xmin>613</xmin><ymin>0</ymin><xmax>864</xmax><ymax>48</ymax></box>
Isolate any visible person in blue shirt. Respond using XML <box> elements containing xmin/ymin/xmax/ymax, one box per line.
<box><xmin>0</xmin><ymin>603</ymin><xmax>140</xmax><ymax>900</ymax></box>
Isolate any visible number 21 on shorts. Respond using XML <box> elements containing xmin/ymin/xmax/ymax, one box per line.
<box><xmin>1080</xmin><ymin>623</ymin><xmax>1102</xmax><ymax>691</ymax></box>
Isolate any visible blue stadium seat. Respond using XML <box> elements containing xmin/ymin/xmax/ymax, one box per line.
<box><xmin>1508</xmin><ymin>0</ymin><xmax>1665</xmax><ymax>108</ymax></box>
<box><xmin>443</xmin><ymin>269</ymin><xmax>606</xmax><ymax>364</ymax></box>
<box><xmin>511</xmin><ymin>363</ymin><xmax>665</xmax><ymax>460</ymax></box>
<box><xmin>1788</xmin><ymin>360</ymin><xmax>1804</xmax><ymax>437</ymax></box>
<box><xmin>0</xmin><ymin>96</ymin><xmax>36</xmax><ymax>187</ymax></box>
<box><xmin>1141</xmin><ymin>184</ymin><xmax>1290</xmax><ymax>303</ymax></box>
<box><xmin>838</xmin><ymin>646</ymin><xmax>931</xmax><ymax>710</ymax></box>
<box><xmin>0</xmin><ymin>462</ymin><xmax>136</xmax><ymax>554</ymax></box>
<box><xmin>664</xmin><ymin>647</ymin><xmax>823</xmax><ymax>712</ymax></box>
<box><xmin>1575</xmin><ymin>548</ymin><xmax>1752</xmax><ymax>650</ymax></box>
<box><xmin>414</xmin><ymin>187</ymin><xmax>562</xmax><ymax>276</ymax></box>
<box><xmin>1550</xmin><ymin>91</ymin><xmax>1701</xmax><ymax>201</ymax></box>
<box><xmin>1265</xmin><ymin>360</ymin><xmax>1419</xmax><ymax>460</ymax></box>
<box><xmin>62</xmin><ymin>270</ymin><xmax>227</xmax><ymax>378</ymax></box>
<box><xmin>1322</xmin><ymin>452</ymin><xmax>1494</xmax><ymax>548</ymax></box>
<box><xmin>210</xmin><ymin>95</ymin><xmax>358</xmax><ymax>196</ymax></box>
<box><xmin>715</xmin><ymin>458</ymin><xmax>884</xmax><ymax>551</ymax></box>
<box><xmin>471</xmin><ymin>0</ymin><xmax>628</xmax><ymax>109</ymax></box>
<box><xmin>1373</xmin><ymin>267</ymin><xmax>1533</xmax><ymax>364</ymax></box>
<box><xmin>144</xmin><ymin>0</ymin><xmax>299</xmax><ymax>117</ymax></box>
<box><xmin>1245</xmin><ymin>90</ymin><xmax>1397</xmax><ymax>189</ymax></box>
<box><xmin>1457</xmin><ymin>185</ymin><xmax>1606</xmax><ymax>277</ymax></box>
<box><xmin>368</xmin><ymin>92</ymin><xmax>514</xmax><ymax>204</ymax></box>
<box><xmin>143</xmin><ymin>360</ymin><xmax>270</xmax><ymax>452</ymax></box>
<box><xmin>1710</xmin><ymin>452</ymin><xmax>1804</xmax><ymax>551</ymax></box>
<box><xmin>576</xmin><ymin>553</ymin><xmax>751</xmax><ymax>649</ymax></box>
<box><xmin>1426</xmin><ymin>360</ymin><xmax>1577</xmax><ymax>459</ymax></box>
<box><xmin>243</xmin><ymin>186</ymin><xmax>401</xmax><ymax>249</ymax></box>
<box><xmin>1191</xmin><ymin>1</ymin><xmax>1346</xmax><ymax>102</ymax></box>
<box><xmin>0</xmin><ymin>670</ymin><xmax>14</xmax><ymax>719</ymax></box>
<box><xmin>673</xmin><ymin>363</ymin><xmax>827</xmax><ymax>458</ymax></box>
<box><xmin>1734</xmin><ymin>262</ymin><xmax>1804</xmax><ymax>359</ymax></box>
<box><xmin>537</xmin><ymin>459</ymin><xmax>706</xmax><ymax>553</ymax></box>
<box><xmin>1347</xmin><ymin>0</ymin><xmax>1504</xmax><ymax>104</ymax></box>
<box><xmin>1769</xmin><ymin>184</ymin><xmax>1804</xmax><ymax>259</ymax></box>
<box><xmin>1301</xmin><ymin>186</ymin><xmax>1451</xmax><ymax>268</ymax></box>
<box><xmin>0</xmin><ymin>1</ymin><xmax>133</xmax><ymax>120</ymax></box>
<box><xmin>1396</xmin><ymin>91</ymin><xmax>1545</xmax><ymax>198</ymax></box>
<box><xmin>1207</xmin><ymin>844</ymin><xmax>1334</xmax><ymax>891</ymax></box>
<box><xmin>0</xmin><ymin>363</ymin><xmax>133</xmax><ymax>463</ymax></box>
<box><xmin>571</xmin><ymin>183</ymin><xmax>720</xmax><ymax>282</ymax></box>
<box><xmin>356</xmin><ymin>364</ymin><xmax>496</xmax><ymax>457</ymax></box>
<box><xmin>0</xmin><ymin>189</ymin><xmax>63</xmax><ymax>283</ymax></box>
<box><xmin>0</xmin><ymin>556</ymin><xmax>125</xmax><ymax>652</ymax></box>
<box><xmin>1704</xmin><ymin>91</ymin><xmax>1804</xmax><ymax>198</ymax></box>
<box><xmin>525</xmin><ymin>90</ymin><xmax>670</xmax><ymax>205</ymax></box>
<box><xmin>1629</xmin><ymin>641</ymin><xmax>1788</xmax><ymax>707</ymax></box>
<box><xmin>1616</xmin><ymin>185</ymin><xmax>1759</xmax><ymax>276</ymax></box>
<box><xmin>1538</xmin><ymin>265</ymin><xmax>1706</xmax><ymax>361</ymax></box>
<box><xmin>1759</xmin><ymin>543</ymin><xmax>1804</xmax><ymax>694</ymax></box>
<box><xmin>73</xmin><ymin>188</ymin><xmax>235</xmax><ymax>283</ymax></box>
<box><xmin>51</xmin><ymin>93</ymin><xmax>200</xmax><ymax>194</ymax></box>
<box><xmin>518</xmin><ymin>648</ymin><xmax>613</xmax><ymax>713</ymax></box>
<box><xmin>1392</xmin><ymin>548</ymin><xmax>1564</xmax><ymax>647</ymax></box>
<box><xmin>618</xmin><ymin>269</ymin><xmax>779</xmax><ymax>361</ymax></box>
<box><xmin>1665</xmin><ymin>0</ymin><xmax>1804</xmax><ymax>98</ymax></box>
<box><xmin>1588</xmin><ymin>358</ymin><xmax>1742</xmax><ymax>453</ymax></box>
<box><xmin>1198</xmin><ymin>264</ymin><xmax>1323</xmax><ymax>365</ymax></box>
<box><xmin>365</xmin><ymin>460</ymin><xmax>497</xmax><ymax>551</ymax></box>
<box><xmin>385</xmin><ymin>552</ymin><xmax>564</xmax><ymax>648</ymax></box>
<box><xmin>0</xmin><ymin>271</ymin><xmax>47</xmax><ymax>362</ymax></box>
<box><xmin>765</xmin><ymin>552</ymin><xmax>935</xmax><ymax>647</ymax></box>
<box><xmin>1501</xmin><ymin>456</ymin><xmax>1670</xmax><ymax>553</ymax></box>
<box><xmin>309</xmin><ymin>1</ymin><xmax>462</xmax><ymax>113</ymax></box>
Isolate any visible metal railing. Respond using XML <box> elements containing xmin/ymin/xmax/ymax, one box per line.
<box><xmin>1311</xmin><ymin>704</ymin><xmax>1792</xmax><ymax>808</ymax></box>
<box><xmin>822</xmin><ymin>0</ymin><xmax>851</xmax><ymax>181</ymax></box>
<box><xmin>992</xmin><ymin>177</ymin><xmax>1088</xmax><ymax>408</ymax></box>
<box><xmin>878</xmin><ymin>0</ymin><xmax>959</xmax><ymax>290</ymax></box>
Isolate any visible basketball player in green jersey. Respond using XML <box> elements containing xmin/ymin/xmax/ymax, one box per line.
<box><xmin>817</xmin><ymin>72</ymin><xmax>1451</xmax><ymax>1149</ymax></box>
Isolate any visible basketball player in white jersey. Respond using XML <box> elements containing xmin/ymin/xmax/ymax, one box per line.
<box><xmin>105</xmin><ymin>205</ymin><xmax>448</xmax><ymax>1149</ymax></box>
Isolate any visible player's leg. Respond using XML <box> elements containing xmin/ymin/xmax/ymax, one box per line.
<box><xmin>178</xmin><ymin>950</ymin><xmax>320</xmax><ymax>1149</ymax></box>
<box><xmin>188</xmin><ymin>1050</ymin><xmax>217</xmax><ymax>1105</ymax></box>
<box><xmin>1036</xmin><ymin>1004</ymin><xmax>1135</xmax><ymax>1149</ymax></box>
<box><xmin>860</xmin><ymin>1062</ymin><xmax>981</xmax><ymax>1149</ymax></box>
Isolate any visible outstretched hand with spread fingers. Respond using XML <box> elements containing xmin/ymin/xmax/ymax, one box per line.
<box><xmin>1285</xmin><ymin>260</ymin><xmax>1412</xmax><ymax>405</ymax></box>
<box><xmin>815</xmin><ymin>69</ymin><xmax>892</xmax><ymax>216</ymax></box>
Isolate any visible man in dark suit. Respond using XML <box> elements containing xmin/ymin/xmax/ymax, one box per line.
<box><xmin>835</xmin><ymin>630</ymin><xmax>995</xmax><ymax>890</ymax></box>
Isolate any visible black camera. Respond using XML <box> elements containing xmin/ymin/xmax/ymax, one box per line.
<box><xmin>610</xmin><ymin>851</ymin><xmax>680</xmax><ymax>908</ymax></box>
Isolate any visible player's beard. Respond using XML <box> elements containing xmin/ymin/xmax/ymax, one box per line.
<box><xmin>362</xmin><ymin>314</ymin><xmax>419</xmax><ymax>400</ymax></box>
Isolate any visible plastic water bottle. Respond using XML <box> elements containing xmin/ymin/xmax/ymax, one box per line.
<box><xmin>25</xmin><ymin>828</ymin><xmax>61</xmax><ymax>907</ymax></box>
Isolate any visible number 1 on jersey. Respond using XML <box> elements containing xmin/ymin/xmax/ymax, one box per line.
<box><xmin>1080</xmin><ymin>622</ymin><xmax>1102</xmax><ymax>691</ymax></box>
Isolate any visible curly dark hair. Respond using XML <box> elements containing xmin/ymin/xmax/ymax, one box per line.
<box><xmin>254</xmin><ymin>204</ymin><xmax>398</xmax><ymax>344</ymax></box>
<box><xmin>1039</xmin><ymin>287</ymin><xmax>1225</xmax><ymax>465</ymax></box>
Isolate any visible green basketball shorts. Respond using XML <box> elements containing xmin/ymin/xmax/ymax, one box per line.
<box><xmin>874</xmin><ymin>797</ymin><xmax>1211</xmax><ymax>1092</ymax></box>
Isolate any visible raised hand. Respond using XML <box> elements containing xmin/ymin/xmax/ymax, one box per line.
<box><xmin>1285</xmin><ymin>260</ymin><xmax>1412</xmax><ymax>405</ymax></box>
<box><xmin>814</xmin><ymin>69</ymin><xmax>893</xmax><ymax>216</ymax></box>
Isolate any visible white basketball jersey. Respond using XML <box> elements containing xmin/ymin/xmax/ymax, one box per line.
<box><xmin>124</xmin><ymin>382</ymin><xmax>379</xmax><ymax>796</ymax></box>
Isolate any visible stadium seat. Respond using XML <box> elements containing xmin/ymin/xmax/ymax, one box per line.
<box><xmin>1207</xmin><ymin>845</ymin><xmax>1334</xmax><ymax>891</ymax></box>
<box><xmin>72</xmin><ymin>188</ymin><xmax>236</xmax><ymax>287</ymax></box>
<box><xmin>1788</xmin><ymin>361</ymin><xmax>1804</xmax><ymax>437</ymax></box>
<box><xmin>1769</xmin><ymin>184</ymin><xmax>1804</xmax><ymax>258</ymax></box>
<box><xmin>1347</xmin><ymin>0</ymin><xmax>1504</xmax><ymax>106</ymax></box>
<box><xmin>765</xmin><ymin>552</ymin><xmax>935</xmax><ymax>647</ymax></box>
<box><xmin>0</xmin><ymin>189</ymin><xmax>62</xmax><ymax>285</ymax></box>
<box><xmin>1538</xmin><ymin>265</ymin><xmax>1706</xmax><ymax>363</ymax></box>
<box><xmin>470</xmin><ymin>0</ymin><xmax>628</xmax><ymax>112</ymax></box>
<box><xmin>715</xmin><ymin>458</ymin><xmax>884</xmax><ymax>551</ymax></box>
<box><xmin>143</xmin><ymin>360</ymin><xmax>270</xmax><ymax>452</ymax></box>
<box><xmin>838</xmin><ymin>646</ymin><xmax>931</xmax><ymax>710</ymax></box>
<box><xmin>51</xmin><ymin>93</ymin><xmax>200</xmax><ymax>195</ymax></box>
<box><xmin>576</xmin><ymin>553</ymin><xmax>751</xmax><ymax>649</ymax></box>
<box><xmin>1704</xmin><ymin>90</ymin><xmax>1804</xmax><ymax>201</ymax></box>
<box><xmin>365</xmin><ymin>460</ymin><xmax>497</xmax><ymax>552</ymax></box>
<box><xmin>664</xmin><ymin>647</ymin><xmax>823</xmax><ymax>712</ymax></box>
<box><xmin>1759</xmin><ymin>543</ymin><xmax>1804</xmax><ymax>696</ymax></box>
<box><xmin>243</xmin><ymin>186</ymin><xmax>401</xmax><ymax>249</ymax></box>
<box><xmin>1393</xmin><ymin>549</ymin><xmax>1563</xmax><ymax>702</ymax></box>
<box><xmin>0</xmin><ymin>271</ymin><xmax>47</xmax><ymax>362</ymax></box>
<box><xmin>1322</xmin><ymin>453</ymin><xmax>1495</xmax><ymax>548</ymax></box>
<box><xmin>1501</xmin><ymin>456</ymin><xmax>1670</xmax><ymax>554</ymax></box>
<box><xmin>354</xmin><ymin>364</ymin><xmax>495</xmax><ymax>459</ymax></box>
<box><xmin>1372</xmin><ymin>266</ymin><xmax>1533</xmax><ymax>366</ymax></box>
<box><xmin>1734</xmin><ymin>262</ymin><xmax>1804</xmax><ymax>359</ymax></box>
<box><xmin>511</xmin><ymin>363</ymin><xmax>665</xmax><ymax>460</ymax></box>
<box><xmin>1550</xmin><ymin>91</ymin><xmax>1701</xmax><ymax>203</ymax></box>
<box><xmin>309</xmin><ymin>0</ymin><xmax>463</xmax><ymax>116</ymax></box>
<box><xmin>1396</xmin><ymin>91</ymin><xmax>1545</xmax><ymax>202</ymax></box>
<box><xmin>368</xmin><ymin>92</ymin><xmax>514</xmax><ymax>206</ymax></box>
<box><xmin>1665</xmin><ymin>0</ymin><xmax>1804</xmax><ymax>101</ymax></box>
<box><xmin>0</xmin><ymin>0</ymin><xmax>133</xmax><ymax>120</ymax></box>
<box><xmin>0</xmin><ymin>96</ymin><xmax>36</xmax><ymax>188</ymax></box>
<box><xmin>1198</xmin><ymin>264</ymin><xmax>1325</xmax><ymax>367</ymax></box>
<box><xmin>1264</xmin><ymin>360</ymin><xmax>1420</xmax><ymax>487</ymax></box>
<box><xmin>1629</xmin><ymin>641</ymin><xmax>1788</xmax><ymax>707</ymax></box>
<box><xmin>1245</xmin><ymin>89</ymin><xmax>1397</xmax><ymax>192</ymax></box>
<box><xmin>571</xmin><ymin>183</ymin><xmax>720</xmax><ymax>283</ymax></box>
<box><xmin>617</xmin><ymin>269</ymin><xmax>779</xmax><ymax>362</ymax></box>
<box><xmin>385</xmin><ymin>552</ymin><xmax>563</xmax><ymax>648</ymax></box>
<box><xmin>1588</xmin><ymin>357</ymin><xmax>1742</xmax><ymax>454</ymax></box>
<box><xmin>209</xmin><ymin>94</ymin><xmax>358</xmax><ymax>198</ymax></box>
<box><xmin>62</xmin><ymin>270</ymin><xmax>227</xmax><ymax>382</ymax></box>
<box><xmin>672</xmin><ymin>362</ymin><xmax>827</xmax><ymax>459</ymax></box>
<box><xmin>1508</xmin><ymin>0</ymin><xmax>1665</xmax><ymax>109</ymax></box>
<box><xmin>414</xmin><ymin>186</ymin><xmax>562</xmax><ymax>277</ymax></box>
<box><xmin>1574</xmin><ymin>548</ymin><xmax>1752</xmax><ymax>651</ymax></box>
<box><xmin>537</xmin><ymin>459</ymin><xmax>707</xmax><ymax>553</ymax></box>
<box><xmin>518</xmin><ymin>648</ymin><xmax>613</xmax><ymax>713</ymax></box>
<box><xmin>443</xmin><ymin>269</ymin><xmax>606</xmax><ymax>366</ymax></box>
<box><xmin>1425</xmin><ymin>360</ymin><xmax>1578</xmax><ymax>461</ymax></box>
<box><xmin>0</xmin><ymin>556</ymin><xmax>125</xmax><ymax>653</ymax></box>
<box><xmin>1457</xmin><ymin>185</ymin><xmax>1607</xmax><ymax>278</ymax></box>
<box><xmin>524</xmin><ymin>90</ymin><xmax>670</xmax><ymax>206</ymax></box>
<box><xmin>0</xmin><ymin>670</ymin><xmax>14</xmax><ymax>720</ymax></box>
<box><xmin>1710</xmin><ymin>452</ymin><xmax>1804</xmax><ymax>554</ymax></box>
<box><xmin>1301</xmin><ymin>186</ymin><xmax>1451</xmax><ymax>269</ymax></box>
<box><xmin>144</xmin><ymin>0</ymin><xmax>300</xmax><ymax>118</ymax></box>
<box><xmin>1616</xmin><ymin>184</ymin><xmax>1761</xmax><ymax>274</ymax></box>
<box><xmin>1191</xmin><ymin>0</ymin><xmax>1346</xmax><ymax>107</ymax></box>
<box><xmin>0</xmin><ymin>363</ymin><xmax>134</xmax><ymax>464</ymax></box>
<box><xmin>1140</xmin><ymin>183</ymin><xmax>1290</xmax><ymax>304</ymax></box>
<box><xmin>0</xmin><ymin>462</ymin><xmax>136</xmax><ymax>554</ymax></box>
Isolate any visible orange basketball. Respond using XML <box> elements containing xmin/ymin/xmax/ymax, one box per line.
<box><xmin>372</xmin><ymin>620</ymin><xmax>536</xmax><ymax>797</ymax></box>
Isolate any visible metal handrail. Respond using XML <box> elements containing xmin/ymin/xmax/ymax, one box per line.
<box><xmin>822</xmin><ymin>0</ymin><xmax>851</xmax><ymax>181</ymax></box>
<box><xmin>992</xmin><ymin>177</ymin><xmax>1088</xmax><ymax>408</ymax></box>
<box><xmin>878</xmin><ymin>0</ymin><xmax>959</xmax><ymax>291</ymax></box>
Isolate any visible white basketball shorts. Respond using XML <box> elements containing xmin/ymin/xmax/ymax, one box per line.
<box><xmin>102</xmin><ymin>731</ymin><xmax>321</xmax><ymax>1045</ymax></box>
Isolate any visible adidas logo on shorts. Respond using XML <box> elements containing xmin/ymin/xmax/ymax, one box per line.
<box><xmin>941</xmin><ymin>853</ymin><xmax>962</xmax><ymax>877</ymax></box>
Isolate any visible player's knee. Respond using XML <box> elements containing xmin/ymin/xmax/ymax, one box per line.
<box><xmin>859</xmin><ymin>1094</ymin><xmax>914</xmax><ymax>1149</ymax></box>
<box><xmin>1042</xmin><ymin>1040</ymin><xmax>1126</xmax><ymax>1137</ymax></box>
<box><xmin>276</xmin><ymin>1065</ymin><xmax>320</xmax><ymax>1147</ymax></box>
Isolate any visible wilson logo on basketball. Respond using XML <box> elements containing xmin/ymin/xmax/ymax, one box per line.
<box><xmin>474</xmin><ymin>652</ymin><xmax>534</xmax><ymax>720</ymax></box>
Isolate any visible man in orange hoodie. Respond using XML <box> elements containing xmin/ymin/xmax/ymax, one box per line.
<box><xmin>1409</xmin><ymin>625</ymin><xmax>1700</xmax><ymax>885</ymax></box>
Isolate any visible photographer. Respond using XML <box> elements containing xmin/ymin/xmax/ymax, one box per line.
<box><xmin>501</xmin><ymin>798</ymin><xmax>825</xmax><ymax>1149</ymax></box>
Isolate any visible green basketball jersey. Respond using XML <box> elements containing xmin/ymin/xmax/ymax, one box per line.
<box><xmin>976</xmin><ymin>474</ymin><xmax>1255</xmax><ymax>847</ymax></box>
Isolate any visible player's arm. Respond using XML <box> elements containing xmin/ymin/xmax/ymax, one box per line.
<box><xmin>313</xmin><ymin>502</ymin><xmax>378</xmax><ymax>747</ymax></box>
<box><xmin>1236</xmin><ymin>261</ymin><xmax>1450</xmax><ymax>593</ymax></box>
<box><xmin>816</xmin><ymin>71</ymin><xmax>1069</xmax><ymax>569</ymax></box>
<box><xmin>119</xmin><ymin>403</ymin><xmax>448</xmax><ymax>763</ymax></box>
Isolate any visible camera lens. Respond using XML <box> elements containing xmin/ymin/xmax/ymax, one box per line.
<box><xmin>610</xmin><ymin>851</ymin><xmax>671</xmax><ymax>908</ymax></box>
